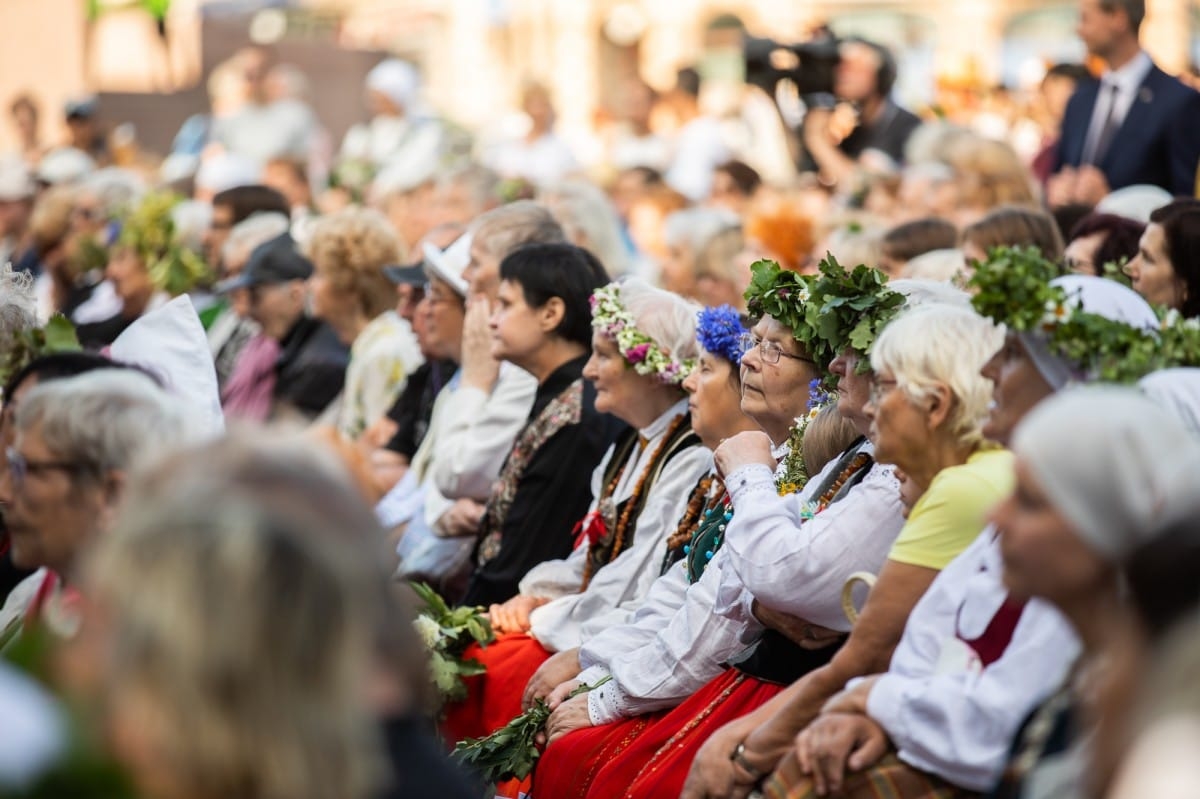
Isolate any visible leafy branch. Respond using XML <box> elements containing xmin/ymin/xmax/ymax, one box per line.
<box><xmin>409</xmin><ymin>582</ymin><xmax>494</xmax><ymax>705</ymax></box>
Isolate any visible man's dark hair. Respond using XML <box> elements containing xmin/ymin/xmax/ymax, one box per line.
<box><xmin>844</xmin><ymin>37</ymin><xmax>898</xmax><ymax>98</ymax></box>
<box><xmin>676</xmin><ymin>67</ymin><xmax>702</xmax><ymax>99</ymax></box>
<box><xmin>714</xmin><ymin>160</ymin><xmax>762</xmax><ymax>197</ymax></box>
<box><xmin>1099</xmin><ymin>0</ymin><xmax>1146</xmax><ymax>33</ymax></box>
<box><xmin>498</xmin><ymin>243</ymin><xmax>607</xmax><ymax>348</ymax></box>
<box><xmin>212</xmin><ymin>185</ymin><xmax>289</xmax><ymax>226</ymax></box>
<box><xmin>1066</xmin><ymin>213</ymin><xmax>1145</xmax><ymax>275</ymax></box>
<box><xmin>1150</xmin><ymin>199</ymin><xmax>1200</xmax><ymax>318</ymax></box>
<box><xmin>1044</xmin><ymin>62</ymin><xmax>1092</xmax><ymax>84</ymax></box>
<box><xmin>882</xmin><ymin>217</ymin><xmax>958</xmax><ymax>263</ymax></box>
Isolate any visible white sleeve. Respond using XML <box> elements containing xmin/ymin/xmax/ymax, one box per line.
<box><xmin>578</xmin><ymin>562</ymin><xmax>691</xmax><ymax>670</ymax></box>
<box><xmin>529</xmin><ymin>446</ymin><xmax>713</xmax><ymax>652</ymax></box>
<box><xmin>589</xmin><ymin>551</ymin><xmax>762</xmax><ymax>724</ymax></box>
<box><xmin>868</xmin><ymin>597</ymin><xmax>1080</xmax><ymax>790</ymax></box>
<box><xmin>430</xmin><ymin>364</ymin><xmax>537</xmax><ymax>500</ymax></box>
<box><xmin>715</xmin><ymin>463</ymin><xmax>905</xmax><ymax>631</ymax></box>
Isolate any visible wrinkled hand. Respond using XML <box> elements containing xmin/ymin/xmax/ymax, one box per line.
<box><xmin>1045</xmin><ymin>167</ymin><xmax>1078</xmax><ymax>208</ymax></box>
<box><xmin>488</xmin><ymin>594</ymin><xmax>550</xmax><ymax>635</ymax></box>
<box><xmin>523</xmin><ymin>648</ymin><xmax>582</xmax><ymax>710</ymax></box>
<box><xmin>1046</xmin><ymin>165</ymin><xmax>1110</xmax><ymax>208</ymax></box>
<box><xmin>438</xmin><ymin>498</ymin><xmax>485</xmax><ymax>538</ymax></box>
<box><xmin>819</xmin><ymin>678</ymin><xmax>878</xmax><ymax>717</ymax></box>
<box><xmin>793</xmin><ymin>712</ymin><xmax>889</xmax><ymax>796</ymax></box>
<box><xmin>544</xmin><ymin>693</ymin><xmax>592</xmax><ymax>744</ymax></box>
<box><xmin>460</xmin><ymin>295</ymin><xmax>501</xmax><ymax>392</ymax></box>
<box><xmin>802</xmin><ymin>106</ymin><xmax>836</xmax><ymax>150</ymax></box>
<box><xmin>546</xmin><ymin>678</ymin><xmax>583</xmax><ymax>710</ymax></box>
<box><xmin>752</xmin><ymin>600</ymin><xmax>845</xmax><ymax>651</ymax></box>
<box><xmin>680</xmin><ymin>716</ymin><xmax>764</xmax><ymax>799</ymax></box>
<box><xmin>714</xmin><ymin>431</ymin><xmax>776</xmax><ymax>480</ymax></box>
<box><xmin>1073</xmin><ymin>165</ymin><xmax>1110</xmax><ymax>207</ymax></box>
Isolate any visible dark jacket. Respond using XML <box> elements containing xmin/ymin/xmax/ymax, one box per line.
<box><xmin>272</xmin><ymin>315</ymin><xmax>349</xmax><ymax>418</ymax></box>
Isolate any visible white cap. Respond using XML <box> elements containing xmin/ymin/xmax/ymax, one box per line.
<box><xmin>366</xmin><ymin>59</ymin><xmax>419</xmax><ymax>110</ymax></box>
<box><xmin>423</xmin><ymin>233</ymin><xmax>472</xmax><ymax>296</ymax></box>
<box><xmin>1096</xmin><ymin>184</ymin><xmax>1173</xmax><ymax>224</ymax></box>
<box><xmin>0</xmin><ymin>157</ymin><xmax>34</xmax><ymax>201</ymax></box>
<box><xmin>36</xmin><ymin>147</ymin><xmax>96</xmax><ymax>185</ymax></box>
<box><xmin>194</xmin><ymin>152</ymin><xmax>260</xmax><ymax>195</ymax></box>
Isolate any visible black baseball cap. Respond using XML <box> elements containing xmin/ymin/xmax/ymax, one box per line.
<box><xmin>217</xmin><ymin>233</ymin><xmax>313</xmax><ymax>293</ymax></box>
<box><xmin>384</xmin><ymin>260</ymin><xmax>426</xmax><ymax>286</ymax></box>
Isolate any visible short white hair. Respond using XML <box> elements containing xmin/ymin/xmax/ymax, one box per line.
<box><xmin>617</xmin><ymin>277</ymin><xmax>701</xmax><ymax>365</ymax></box>
<box><xmin>16</xmin><ymin>370</ymin><xmax>191</xmax><ymax>474</ymax></box>
<box><xmin>0</xmin><ymin>264</ymin><xmax>37</xmax><ymax>354</ymax></box>
<box><xmin>663</xmin><ymin>207</ymin><xmax>740</xmax><ymax>253</ymax></box>
<box><xmin>540</xmin><ymin>179</ymin><xmax>628</xmax><ymax>277</ymax></box>
<box><xmin>222</xmin><ymin>212</ymin><xmax>292</xmax><ymax>267</ymax></box>
<box><xmin>870</xmin><ymin>304</ymin><xmax>1003</xmax><ymax>446</ymax></box>
<box><xmin>890</xmin><ymin>275</ymin><xmax>971</xmax><ymax>308</ymax></box>
<box><xmin>79</xmin><ymin>167</ymin><xmax>145</xmax><ymax>221</ymax></box>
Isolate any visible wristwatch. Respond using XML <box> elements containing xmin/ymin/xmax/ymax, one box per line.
<box><xmin>730</xmin><ymin>741</ymin><xmax>766</xmax><ymax>781</ymax></box>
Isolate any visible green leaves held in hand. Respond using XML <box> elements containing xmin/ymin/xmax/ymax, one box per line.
<box><xmin>409</xmin><ymin>582</ymin><xmax>494</xmax><ymax>706</ymax></box>
<box><xmin>452</xmin><ymin>677</ymin><xmax>611</xmax><ymax>783</ymax></box>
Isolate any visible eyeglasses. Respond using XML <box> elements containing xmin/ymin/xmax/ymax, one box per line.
<box><xmin>738</xmin><ymin>333</ymin><xmax>815</xmax><ymax>366</ymax></box>
<box><xmin>868</xmin><ymin>377</ymin><xmax>899</xmax><ymax>405</ymax></box>
<box><xmin>5</xmin><ymin>447</ymin><xmax>87</xmax><ymax>487</ymax></box>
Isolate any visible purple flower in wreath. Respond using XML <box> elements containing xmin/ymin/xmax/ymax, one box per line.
<box><xmin>696</xmin><ymin>305</ymin><xmax>748</xmax><ymax>366</ymax></box>
<box><xmin>626</xmin><ymin>342</ymin><xmax>651</xmax><ymax>363</ymax></box>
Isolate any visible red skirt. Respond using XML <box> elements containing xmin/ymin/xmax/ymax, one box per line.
<box><xmin>531</xmin><ymin>667</ymin><xmax>784</xmax><ymax>798</ymax></box>
<box><xmin>441</xmin><ymin>633</ymin><xmax>553</xmax><ymax>745</ymax></box>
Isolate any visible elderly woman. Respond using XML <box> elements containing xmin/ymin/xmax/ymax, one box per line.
<box><xmin>307</xmin><ymin>207</ymin><xmax>422</xmax><ymax>440</ymax></box>
<box><xmin>442</xmin><ymin>278</ymin><xmax>711</xmax><ymax>744</ymax></box>
<box><xmin>525</xmin><ymin>262</ymin><xmax>904</xmax><ymax>799</ymax></box>
<box><xmin>459</xmin><ymin>243</ymin><xmax>619</xmax><ymax>606</ymax></box>
<box><xmin>1125</xmin><ymin>199</ymin><xmax>1200</xmax><ymax>317</ymax></box>
<box><xmin>746</xmin><ymin>261</ymin><xmax>1164</xmax><ymax>799</ymax></box>
<box><xmin>77</xmin><ymin>193</ymin><xmax>209</xmax><ymax>350</ymax></box>
<box><xmin>987</xmin><ymin>389</ymin><xmax>1200</xmax><ymax>799</ymax></box>
<box><xmin>659</xmin><ymin>207</ymin><xmax>740</xmax><ymax>299</ymax></box>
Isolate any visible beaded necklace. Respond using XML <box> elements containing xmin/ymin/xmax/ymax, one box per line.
<box><xmin>664</xmin><ymin>475</ymin><xmax>719</xmax><ymax>554</ymax></box>
<box><xmin>799</xmin><ymin>452</ymin><xmax>872</xmax><ymax>520</ymax></box>
<box><xmin>580</xmin><ymin>413</ymin><xmax>690</xmax><ymax>589</ymax></box>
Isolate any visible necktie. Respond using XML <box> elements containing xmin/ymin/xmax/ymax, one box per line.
<box><xmin>1086</xmin><ymin>83</ymin><xmax>1122</xmax><ymax>166</ymax></box>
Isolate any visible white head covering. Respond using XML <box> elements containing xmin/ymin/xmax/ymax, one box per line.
<box><xmin>35</xmin><ymin>148</ymin><xmax>96</xmax><ymax>185</ymax></box>
<box><xmin>366</xmin><ymin>59</ymin><xmax>418</xmax><ymax>111</ymax></box>
<box><xmin>1020</xmin><ymin>274</ymin><xmax>1159</xmax><ymax>389</ymax></box>
<box><xmin>194</xmin><ymin>152</ymin><xmax>259</xmax><ymax>195</ymax></box>
<box><xmin>0</xmin><ymin>157</ymin><xmax>34</xmax><ymax>201</ymax></box>
<box><xmin>1096</xmin><ymin>184</ymin><xmax>1172</xmax><ymax>224</ymax></box>
<box><xmin>423</xmin><ymin>233</ymin><xmax>472</xmax><ymax>297</ymax></box>
<box><xmin>109</xmin><ymin>296</ymin><xmax>224</xmax><ymax>441</ymax></box>
<box><xmin>1013</xmin><ymin>386</ymin><xmax>1200</xmax><ymax>560</ymax></box>
<box><xmin>1140</xmin><ymin>368</ymin><xmax>1200</xmax><ymax>435</ymax></box>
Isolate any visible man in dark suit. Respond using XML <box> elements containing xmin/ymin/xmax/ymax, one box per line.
<box><xmin>1049</xmin><ymin>0</ymin><xmax>1200</xmax><ymax>207</ymax></box>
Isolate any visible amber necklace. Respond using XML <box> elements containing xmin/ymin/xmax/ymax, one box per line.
<box><xmin>801</xmin><ymin>452</ymin><xmax>872</xmax><ymax>520</ymax></box>
<box><xmin>581</xmin><ymin>413</ymin><xmax>689</xmax><ymax>589</ymax></box>
<box><xmin>665</xmin><ymin>475</ymin><xmax>720</xmax><ymax>554</ymax></box>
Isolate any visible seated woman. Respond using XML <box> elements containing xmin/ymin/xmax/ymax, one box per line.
<box><xmin>77</xmin><ymin>192</ymin><xmax>209</xmax><ymax>349</ymax></box>
<box><xmin>442</xmin><ymin>278</ymin><xmax>711</xmax><ymax>742</ymax></box>
<box><xmin>748</xmin><ymin>263</ymin><xmax>1165</xmax><ymax>799</ymax></box>
<box><xmin>306</xmin><ymin>207</ymin><xmax>422</xmax><ymax>440</ymax></box>
<box><xmin>1125</xmin><ymin>199</ymin><xmax>1200</xmax><ymax>318</ymax></box>
<box><xmin>960</xmin><ymin>205</ymin><xmax>1065</xmax><ymax>266</ymax></box>
<box><xmin>1062</xmin><ymin>212</ymin><xmax>1143</xmax><ymax>276</ymax></box>
<box><xmin>459</xmin><ymin>242</ymin><xmax>622</xmax><ymax>606</ymax></box>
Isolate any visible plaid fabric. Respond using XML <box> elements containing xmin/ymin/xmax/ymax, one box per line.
<box><xmin>762</xmin><ymin>752</ymin><xmax>978</xmax><ymax>799</ymax></box>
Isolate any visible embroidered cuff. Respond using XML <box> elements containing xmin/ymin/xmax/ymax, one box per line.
<box><xmin>576</xmin><ymin>665</ymin><xmax>609</xmax><ymax>687</ymax></box>
<box><xmin>726</xmin><ymin>464</ymin><xmax>777</xmax><ymax>506</ymax></box>
<box><xmin>586</xmin><ymin>671</ymin><xmax>630</xmax><ymax>726</ymax></box>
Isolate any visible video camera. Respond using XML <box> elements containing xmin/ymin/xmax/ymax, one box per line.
<box><xmin>743</xmin><ymin>34</ymin><xmax>841</xmax><ymax>107</ymax></box>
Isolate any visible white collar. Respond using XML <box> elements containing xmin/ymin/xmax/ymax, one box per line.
<box><xmin>639</xmin><ymin>398</ymin><xmax>690</xmax><ymax>440</ymax></box>
<box><xmin>1101</xmin><ymin>50</ymin><xmax>1153</xmax><ymax>93</ymax></box>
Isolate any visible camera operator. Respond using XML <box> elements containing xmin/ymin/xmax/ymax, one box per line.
<box><xmin>802</xmin><ymin>38</ymin><xmax>920</xmax><ymax>188</ymax></box>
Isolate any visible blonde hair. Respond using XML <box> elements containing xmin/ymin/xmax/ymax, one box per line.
<box><xmin>802</xmin><ymin>404</ymin><xmax>860</xmax><ymax>477</ymax></box>
<box><xmin>90</xmin><ymin>434</ymin><xmax>395</xmax><ymax>799</ymax></box>
<box><xmin>869</xmin><ymin>304</ymin><xmax>1003</xmax><ymax>447</ymax></box>
<box><xmin>306</xmin><ymin>208</ymin><xmax>404</xmax><ymax>319</ymax></box>
<box><xmin>941</xmin><ymin>134</ymin><xmax>1039</xmax><ymax>211</ymax></box>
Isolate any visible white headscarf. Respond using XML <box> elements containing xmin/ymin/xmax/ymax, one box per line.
<box><xmin>1140</xmin><ymin>368</ymin><xmax>1200</xmax><ymax>435</ymax></box>
<box><xmin>366</xmin><ymin>59</ymin><xmax>418</xmax><ymax>111</ymax></box>
<box><xmin>1020</xmin><ymin>274</ymin><xmax>1159</xmax><ymax>389</ymax></box>
<box><xmin>1013</xmin><ymin>386</ymin><xmax>1200</xmax><ymax>560</ymax></box>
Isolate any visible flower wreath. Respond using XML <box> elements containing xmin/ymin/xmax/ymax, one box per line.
<box><xmin>591</xmin><ymin>283</ymin><xmax>694</xmax><ymax>385</ymax></box>
<box><xmin>696</xmin><ymin>305</ymin><xmax>748</xmax><ymax>365</ymax></box>
<box><xmin>968</xmin><ymin>246</ymin><xmax>1169</xmax><ymax>384</ymax></box>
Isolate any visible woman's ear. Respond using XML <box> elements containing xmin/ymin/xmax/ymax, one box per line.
<box><xmin>540</xmin><ymin>296</ymin><xmax>566</xmax><ymax>333</ymax></box>
<box><xmin>926</xmin><ymin>383</ymin><xmax>955</xmax><ymax>431</ymax></box>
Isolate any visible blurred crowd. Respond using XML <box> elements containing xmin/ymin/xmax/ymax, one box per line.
<box><xmin>1</xmin><ymin>0</ymin><xmax>1200</xmax><ymax>798</ymax></box>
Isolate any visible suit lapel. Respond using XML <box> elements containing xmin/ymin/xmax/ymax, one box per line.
<box><xmin>1100</xmin><ymin>66</ymin><xmax>1163</xmax><ymax>171</ymax></box>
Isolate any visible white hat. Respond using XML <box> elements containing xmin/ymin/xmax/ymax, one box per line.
<box><xmin>36</xmin><ymin>147</ymin><xmax>96</xmax><ymax>185</ymax></box>
<box><xmin>423</xmin><ymin>233</ymin><xmax>472</xmax><ymax>296</ymax></box>
<box><xmin>1096</xmin><ymin>184</ymin><xmax>1173</xmax><ymax>224</ymax></box>
<box><xmin>194</xmin><ymin>152</ymin><xmax>259</xmax><ymax>195</ymax></box>
<box><xmin>366</xmin><ymin>59</ymin><xmax>419</xmax><ymax>111</ymax></box>
<box><xmin>0</xmin><ymin>157</ymin><xmax>34</xmax><ymax>201</ymax></box>
<box><xmin>372</xmin><ymin>149</ymin><xmax>439</xmax><ymax>198</ymax></box>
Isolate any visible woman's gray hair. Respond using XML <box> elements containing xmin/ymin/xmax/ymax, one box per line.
<box><xmin>15</xmin><ymin>369</ymin><xmax>190</xmax><ymax>474</ymax></box>
<box><xmin>0</xmin><ymin>263</ymin><xmax>37</xmax><ymax>354</ymax></box>
<box><xmin>663</xmin><ymin>206</ymin><xmax>740</xmax><ymax>254</ymax></box>
<box><xmin>870</xmin><ymin>303</ymin><xmax>1003</xmax><ymax>447</ymax></box>
<box><xmin>79</xmin><ymin>167</ymin><xmax>145</xmax><ymax>221</ymax></box>
<box><xmin>540</xmin><ymin>180</ymin><xmax>629</xmax><ymax>276</ymax></box>
<box><xmin>617</xmin><ymin>277</ymin><xmax>701</xmax><ymax>366</ymax></box>
<box><xmin>222</xmin><ymin>212</ymin><xmax>292</xmax><ymax>267</ymax></box>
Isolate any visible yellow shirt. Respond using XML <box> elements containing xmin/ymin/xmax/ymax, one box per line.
<box><xmin>888</xmin><ymin>447</ymin><xmax>1015</xmax><ymax>571</ymax></box>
